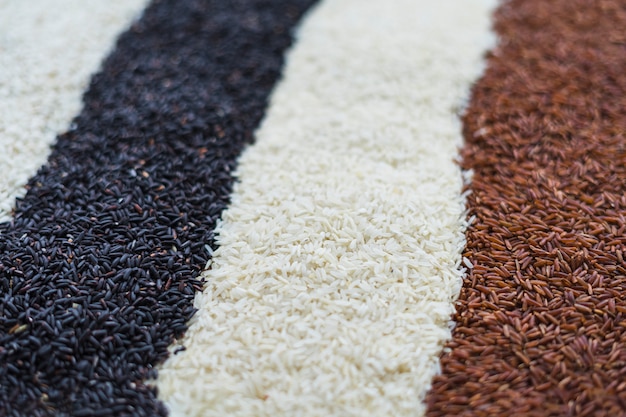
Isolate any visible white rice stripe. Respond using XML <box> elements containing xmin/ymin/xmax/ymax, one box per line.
<box><xmin>0</xmin><ymin>0</ymin><xmax>148</xmax><ymax>222</ymax></box>
<box><xmin>158</xmin><ymin>0</ymin><xmax>496</xmax><ymax>416</ymax></box>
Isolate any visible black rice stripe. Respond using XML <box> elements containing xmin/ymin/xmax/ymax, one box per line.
<box><xmin>0</xmin><ymin>0</ymin><xmax>316</xmax><ymax>415</ymax></box>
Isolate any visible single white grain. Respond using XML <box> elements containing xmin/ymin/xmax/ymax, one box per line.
<box><xmin>463</xmin><ymin>257</ymin><xmax>475</xmax><ymax>269</ymax></box>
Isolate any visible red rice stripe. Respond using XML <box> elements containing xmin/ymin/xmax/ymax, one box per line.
<box><xmin>426</xmin><ymin>0</ymin><xmax>626</xmax><ymax>415</ymax></box>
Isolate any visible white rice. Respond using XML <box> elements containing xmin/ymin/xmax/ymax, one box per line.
<box><xmin>157</xmin><ymin>0</ymin><xmax>496</xmax><ymax>415</ymax></box>
<box><xmin>0</xmin><ymin>0</ymin><xmax>149</xmax><ymax>222</ymax></box>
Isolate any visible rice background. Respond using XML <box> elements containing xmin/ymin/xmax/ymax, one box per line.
<box><xmin>0</xmin><ymin>0</ymin><xmax>625</xmax><ymax>416</ymax></box>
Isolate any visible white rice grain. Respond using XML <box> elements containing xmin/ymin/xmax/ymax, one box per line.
<box><xmin>157</xmin><ymin>0</ymin><xmax>497</xmax><ymax>415</ymax></box>
<box><xmin>0</xmin><ymin>0</ymin><xmax>149</xmax><ymax>222</ymax></box>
